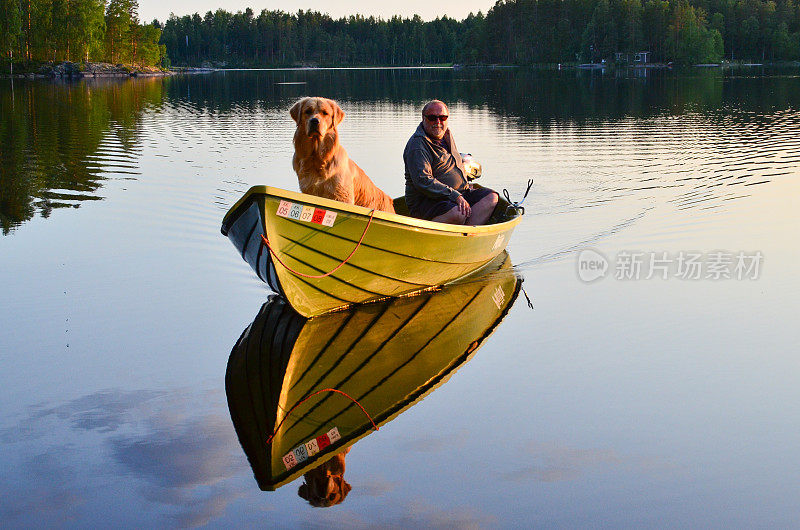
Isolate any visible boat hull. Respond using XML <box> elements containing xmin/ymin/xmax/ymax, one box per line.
<box><xmin>225</xmin><ymin>253</ymin><xmax>521</xmax><ymax>490</ymax></box>
<box><xmin>222</xmin><ymin>186</ymin><xmax>522</xmax><ymax>317</ymax></box>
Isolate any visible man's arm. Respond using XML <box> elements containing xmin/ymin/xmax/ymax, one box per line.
<box><xmin>404</xmin><ymin>147</ymin><xmax>462</xmax><ymax>201</ymax></box>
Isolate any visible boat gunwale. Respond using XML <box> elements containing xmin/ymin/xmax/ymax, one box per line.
<box><xmin>221</xmin><ymin>185</ymin><xmax>522</xmax><ymax>236</ymax></box>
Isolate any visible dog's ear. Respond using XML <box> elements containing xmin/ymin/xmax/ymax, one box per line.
<box><xmin>332</xmin><ymin>101</ymin><xmax>345</xmax><ymax>128</ymax></box>
<box><xmin>290</xmin><ymin>99</ymin><xmax>304</xmax><ymax>124</ymax></box>
<box><xmin>298</xmin><ymin>483</ymin><xmax>310</xmax><ymax>500</ymax></box>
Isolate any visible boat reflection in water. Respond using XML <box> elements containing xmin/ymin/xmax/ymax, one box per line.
<box><xmin>225</xmin><ymin>251</ymin><xmax>522</xmax><ymax>506</ymax></box>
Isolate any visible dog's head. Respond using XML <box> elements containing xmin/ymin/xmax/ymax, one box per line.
<box><xmin>290</xmin><ymin>97</ymin><xmax>345</xmax><ymax>140</ymax></box>
<box><xmin>297</xmin><ymin>451</ymin><xmax>351</xmax><ymax>507</ymax></box>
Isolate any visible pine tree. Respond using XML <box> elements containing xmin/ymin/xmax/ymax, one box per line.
<box><xmin>71</xmin><ymin>0</ymin><xmax>105</xmax><ymax>62</ymax></box>
<box><xmin>105</xmin><ymin>0</ymin><xmax>137</xmax><ymax>63</ymax></box>
<box><xmin>0</xmin><ymin>0</ymin><xmax>22</xmax><ymax>72</ymax></box>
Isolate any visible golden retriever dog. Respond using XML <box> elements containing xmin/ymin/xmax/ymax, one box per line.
<box><xmin>290</xmin><ymin>97</ymin><xmax>395</xmax><ymax>213</ymax></box>
<box><xmin>297</xmin><ymin>449</ymin><xmax>351</xmax><ymax>507</ymax></box>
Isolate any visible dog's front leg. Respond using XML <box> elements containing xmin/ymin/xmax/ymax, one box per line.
<box><xmin>335</xmin><ymin>182</ymin><xmax>355</xmax><ymax>205</ymax></box>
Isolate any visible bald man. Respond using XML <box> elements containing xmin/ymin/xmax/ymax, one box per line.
<box><xmin>403</xmin><ymin>100</ymin><xmax>498</xmax><ymax>225</ymax></box>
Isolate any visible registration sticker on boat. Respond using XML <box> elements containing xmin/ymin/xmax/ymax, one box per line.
<box><xmin>300</xmin><ymin>205</ymin><xmax>315</xmax><ymax>222</ymax></box>
<box><xmin>327</xmin><ymin>427</ymin><xmax>341</xmax><ymax>443</ymax></box>
<box><xmin>288</xmin><ymin>203</ymin><xmax>303</xmax><ymax>219</ymax></box>
<box><xmin>293</xmin><ymin>444</ymin><xmax>309</xmax><ymax>463</ymax></box>
<box><xmin>282</xmin><ymin>428</ymin><xmax>340</xmax><ymax>470</ymax></box>
<box><xmin>277</xmin><ymin>200</ymin><xmax>292</xmax><ymax>217</ymax></box>
<box><xmin>322</xmin><ymin>211</ymin><xmax>337</xmax><ymax>227</ymax></box>
<box><xmin>282</xmin><ymin>452</ymin><xmax>298</xmax><ymax>470</ymax></box>
<box><xmin>311</xmin><ymin>208</ymin><xmax>326</xmax><ymax>224</ymax></box>
<box><xmin>316</xmin><ymin>433</ymin><xmax>331</xmax><ymax>449</ymax></box>
<box><xmin>305</xmin><ymin>439</ymin><xmax>320</xmax><ymax>456</ymax></box>
<box><xmin>276</xmin><ymin>200</ymin><xmax>337</xmax><ymax>227</ymax></box>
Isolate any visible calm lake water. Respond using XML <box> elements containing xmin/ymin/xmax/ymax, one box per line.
<box><xmin>1</xmin><ymin>67</ymin><xmax>799</xmax><ymax>527</ymax></box>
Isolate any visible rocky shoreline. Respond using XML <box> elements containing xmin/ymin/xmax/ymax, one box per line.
<box><xmin>3</xmin><ymin>62</ymin><xmax>172</xmax><ymax>79</ymax></box>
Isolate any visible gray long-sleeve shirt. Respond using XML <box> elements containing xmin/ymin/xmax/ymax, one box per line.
<box><xmin>403</xmin><ymin>123</ymin><xmax>469</xmax><ymax>212</ymax></box>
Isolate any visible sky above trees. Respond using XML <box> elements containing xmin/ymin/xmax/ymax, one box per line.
<box><xmin>137</xmin><ymin>0</ymin><xmax>491</xmax><ymax>24</ymax></box>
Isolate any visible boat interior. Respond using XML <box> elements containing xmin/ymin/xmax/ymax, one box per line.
<box><xmin>391</xmin><ymin>184</ymin><xmax>520</xmax><ymax>225</ymax></box>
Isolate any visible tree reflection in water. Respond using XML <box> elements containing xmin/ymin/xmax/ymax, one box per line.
<box><xmin>0</xmin><ymin>78</ymin><xmax>165</xmax><ymax>235</ymax></box>
<box><xmin>4</xmin><ymin>66</ymin><xmax>799</xmax><ymax>235</ymax></box>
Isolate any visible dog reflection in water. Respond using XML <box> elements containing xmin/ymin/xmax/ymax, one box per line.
<box><xmin>297</xmin><ymin>447</ymin><xmax>351</xmax><ymax>507</ymax></box>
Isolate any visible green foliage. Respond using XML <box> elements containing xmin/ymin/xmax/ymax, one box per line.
<box><xmin>105</xmin><ymin>0</ymin><xmax>134</xmax><ymax>63</ymax></box>
<box><xmin>0</xmin><ymin>0</ymin><xmax>22</xmax><ymax>57</ymax></box>
<box><xmin>666</xmin><ymin>2</ymin><xmax>724</xmax><ymax>63</ymax></box>
<box><xmin>3</xmin><ymin>0</ymin><xmax>800</xmax><ymax>68</ymax></box>
<box><xmin>0</xmin><ymin>0</ymin><xmax>163</xmax><ymax>67</ymax></box>
<box><xmin>72</xmin><ymin>0</ymin><xmax>106</xmax><ymax>61</ymax></box>
<box><xmin>161</xmin><ymin>9</ymin><xmax>486</xmax><ymax>67</ymax></box>
<box><xmin>156</xmin><ymin>0</ymin><xmax>798</xmax><ymax>66</ymax></box>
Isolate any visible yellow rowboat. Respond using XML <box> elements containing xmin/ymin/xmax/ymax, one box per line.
<box><xmin>221</xmin><ymin>185</ymin><xmax>523</xmax><ymax>318</ymax></box>
<box><xmin>225</xmin><ymin>252</ymin><xmax>521</xmax><ymax>491</ymax></box>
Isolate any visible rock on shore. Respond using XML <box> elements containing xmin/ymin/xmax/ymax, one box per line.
<box><xmin>14</xmin><ymin>62</ymin><xmax>171</xmax><ymax>78</ymax></box>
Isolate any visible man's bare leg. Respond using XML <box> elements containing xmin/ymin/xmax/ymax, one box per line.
<box><xmin>431</xmin><ymin>206</ymin><xmax>467</xmax><ymax>224</ymax></box>
<box><xmin>466</xmin><ymin>192</ymin><xmax>499</xmax><ymax>225</ymax></box>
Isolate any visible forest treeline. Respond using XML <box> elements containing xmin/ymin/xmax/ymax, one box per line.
<box><xmin>2</xmin><ymin>0</ymin><xmax>800</xmax><ymax>68</ymax></box>
<box><xmin>0</xmin><ymin>0</ymin><xmax>165</xmax><ymax>66</ymax></box>
<box><xmin>161</xmin><ymin>0</ymin><xmax>800</xmax><ymax>66</ymax></box>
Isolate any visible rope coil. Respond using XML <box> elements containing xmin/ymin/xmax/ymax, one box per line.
<box><xmin>260</xmin><ymin>209</ymin><xmax>376</xmax><ymax>279</ymax></box>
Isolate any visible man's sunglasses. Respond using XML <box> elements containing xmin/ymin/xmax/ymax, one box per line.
<box><xmin>424</xmin><ymin>114</ymin><xmax>449</xmax><ymax>122</ymax></box>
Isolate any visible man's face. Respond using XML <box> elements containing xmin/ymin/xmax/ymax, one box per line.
<box><xmin>422</xmin><ymin>102</ymin><xmax>449</xmax><ymax>140</ymax></box>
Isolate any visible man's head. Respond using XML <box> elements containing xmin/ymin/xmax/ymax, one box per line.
<box><xmin>421</xmin><ymin>100</ymin><xmax>449</xmax><ymax>141</ymax></box>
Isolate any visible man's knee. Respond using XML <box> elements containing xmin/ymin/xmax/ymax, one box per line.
<box><xmin>466</xmin><ymin>191</ymin><xmax>499</xmax><ymax>225</ymax></box>
<box><xmin>433</xmin><ymin>206</ymin><xmax>466</xmax><ymax>224</ymax></box>
<box><xmin>442</xmin><ymin>207</ymin><xmax>467</xmax><ymax>224</ymax></box>
<box><xmin>475</xmin><ymin>191</ymin><xmax>499</xmax><ymax>211</ymax></box>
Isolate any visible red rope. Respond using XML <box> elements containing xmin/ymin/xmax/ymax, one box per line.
<box><xmin>260</xmin><ymin>209</ymin><xmax>376</xmax><ymax>279</ymax></box>
<box><xmin>265</xmin><ymin>388</ymin><xmax>378</xmax><ymax>445</ymax></box>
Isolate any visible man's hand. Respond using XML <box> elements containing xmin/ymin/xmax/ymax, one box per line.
<box><xmin>456</xmin><ymin>194</ymin><xmax>471</xmax><ymax>218</ymax></box>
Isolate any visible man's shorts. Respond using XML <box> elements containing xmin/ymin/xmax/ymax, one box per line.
<box><xmin>409</xmin><ymin>186</ymin><xmax>497</xmax><ymax>221</ymax></box>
